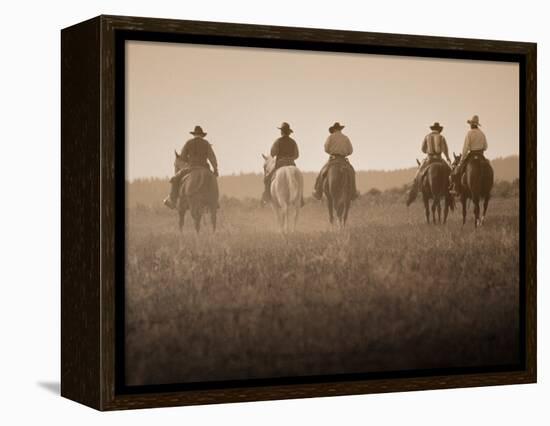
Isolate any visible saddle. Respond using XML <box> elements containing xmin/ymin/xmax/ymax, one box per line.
<box><xmin>323</xmin><ymin>156</ymin><xmax>355</xmax><ymax>195</ymax></box>
<box><xmin>275</xmin><ymin>157</ymin><xmax>296</xmax><ymax>169</ymax></box>
<box><xmin>426</xmin><ymin>154</ymin><xmax>444</xmax><ymax>163</ymax></box>
<box><xmin>455</xmin><ymin>151</ymin><xmax>490</xmax><ymax>178</ymax></box>
<box><xmin>466</xmin><ymin>151</ymin><xmax>487</xmax><ymax>164</ymax></box>
<box><xmin>178</xmin><ymin>166</ymin><xmax>216</xmax><ymax>201</ymax></box>
<box><xmin>420</xmin><ymin>156</ymin><xmax>447</xmax><ymax>179</ymax></box>
<box><xmin>180</xmin><ymin>165</ymin><xmax>214</xmax><ymax>182</ymax></box>
<box><xmin>328</xmin><ymin>154</ymin><xmax>350</xmax><ymax>163</ymax></box>
<box><xmin>267</xmin><ymin>158</ymin><xmax>296</xmax><ymax>184</ymax></box>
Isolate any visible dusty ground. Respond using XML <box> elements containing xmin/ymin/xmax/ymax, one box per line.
<box><xmin>125</xmin><ymin>195</ymin><xmax>520</xmax><ymax>386</ymax></box>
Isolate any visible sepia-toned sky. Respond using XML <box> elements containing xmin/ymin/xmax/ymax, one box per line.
<box><xmin>126</xmin><ymin>41</ymin><xmax>519</xmax><ymax>180</ymax></box>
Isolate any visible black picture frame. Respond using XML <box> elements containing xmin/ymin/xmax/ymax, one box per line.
<box><xmin>61</xmin><ymin>14</ymin><xmax>536</xmax><ymax>410</ymax></box>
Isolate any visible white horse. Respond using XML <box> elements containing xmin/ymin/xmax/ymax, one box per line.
<box><xmin>262</xmin><ymin>154</ymin><xmax>304</xmax><ymax>233</ymax></box>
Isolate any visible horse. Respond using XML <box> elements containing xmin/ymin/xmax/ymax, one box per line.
<box><xmin>262</xmin><ymin>154</ymin><xmax>303</xmax><ymax>233</ymax></box>
<box><xmin>451</xmin><ymin>152</ymin><xmax>494</xmax><ymax>227</ymax></box>
<box><xmin>174</xmin><ymin>151</ymin><xmax>219</xmax><ymax>233</ymax></box>
<box><xmin>415</xmin><ymin>158</ymin><xmax>454</xmax><ymax>224</ymax></box>
<box><xmin>323</xmin><ymin>158</ymin><xmax>353</xmax><ymax>227</ymax></box>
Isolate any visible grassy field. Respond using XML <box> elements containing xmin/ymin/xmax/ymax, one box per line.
<box><xmin>125</xmin><ymin>193</ymin><xmax>520</xmax><ymax>386</ymax></box>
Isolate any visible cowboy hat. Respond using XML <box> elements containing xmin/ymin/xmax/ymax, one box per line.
<box><xmin>277</xmin><ymin>122</ymin><xmax>293</xmax><ymax>134</ymax></box>
<box><xmin>467</xmin><ymin>115</ymin><xmax>481</xmax><ymax>126</ymax></box>
<box><xmin>329</xmin><ymin>122</ymin><xmax>345</xmax><ymax>133</ymax></box>
<box><xmin>190</xmin><ymin>125</ymin><xmax>207</xmax><ymax>137</ymax></box>
<box><xmin>429</xmin><ymin>122</ymin><xmax>443</xmax><ymax>131</ymax></box>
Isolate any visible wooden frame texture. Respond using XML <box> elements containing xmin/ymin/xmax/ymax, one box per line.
<box><xmin>61</xmin><ymin>14</ymin><xmax>537</xmax><ymax>410</ymax></box>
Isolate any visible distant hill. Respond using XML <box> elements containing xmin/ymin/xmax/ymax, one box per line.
<box><xmin>127</xmin><ymin>155</ymin><xmax>519</xmax><ymax>207</ymax></box>
<box><xmin>490</xmin><ymin>155</ymin><xmax>520</xmax><ymax>182</ymax></box>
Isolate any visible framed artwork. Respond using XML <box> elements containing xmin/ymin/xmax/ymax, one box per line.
<box><xmin>61</xmin><ymin>15</ymin><xmax>536</xmax><ymax>410</ymax></box>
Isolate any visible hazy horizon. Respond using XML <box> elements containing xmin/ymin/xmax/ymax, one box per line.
<box><xmin>126</xmin><ymin>41</ymin><xmax>519</xmax><ymax>180</ymax></box>
<box><xmin>127</xmin><ymin>153</ymin><xmax>519</xmax><ymax>182</ymax></box>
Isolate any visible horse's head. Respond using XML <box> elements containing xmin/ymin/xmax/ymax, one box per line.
<box><xmin>174</xmin><ymin>150</ymin><xmax>186</xmax><ymax>174</ymax></box>
<box><xmin>451</xmin><ymin>152</ymin><xmax>462</xmax><ymax>169</ymax></box>
<box><xmin>449</xmin><ymin>152</ymin><xmax>462</xmax><ymax>190</ymax></box>
<box><xmin>262</xmin><ymin>154</ymin><xmax>276</xmax><ymax>177</ymax></box>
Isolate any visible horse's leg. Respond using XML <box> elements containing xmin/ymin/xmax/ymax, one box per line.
<box><xmin>282</xmin><ymin>205</ymin><xmax>290</xmax><ymax>234</ymax></box>
<box><xmin>472</xmin><ymin>195</ymin><xmax>480</xmax><ymax>228</ymax></box>
<box><xmin>437</xmin><ymin>197</ymin><xmax>442</xmax><ymax>224</ymax></box>
<box><xmin>191</xmin><ymin>206</ymin><xmax>201</xmax><ymax>233</ymax></box>
<box><xmin>288</xmin><ymin>206</ymin><xmax>295</xmax><ymax>233</ymax></box>
<box><xmin>481</xmin><ymin>195</ymin><xmax>490</xmax><ymax>226</ymax></box>
<box><xmin>443</xmin><ymin>198</ymin><xmax>449</xmax><ymax>224</ymax></box>
<box><xmin>461</xmin><ymin>194</ymin><xmax>467</xmax><ymax>226</ymax></box>
<box><xmin>292</xmin><ymin>205</ymin><xmax>299</xmax><ymax>232</ymax></box>
<box><xmin>275</xmin><ymin>203</ymin><xmax>287</xmax><ymax>234</ymax></box>
<box><xmin>272</xmin><ymin>206</ymin><xmax>282</xmax><ymax>233</ymax></box>
<box><xmin>210</xmin><ymin>207</ymin><xmax>217</xmax><ymax>232</ymax></box>
<box><xmin>327</xmin><ymin>195</ymin><xmax>334</xmax><ymax>225</ymax></box>
<box><xmin>336</xmin><ymin>203</ymin><xmax>345</xmax><ymax>229</ymax></box>
<box><xmin>423</xmin><ymin>193</ymin><xmax>430</xmax><ymax>224</ymax></box>
<box><xmin>343</xmin><ymin>201</ymin><xmax>350</xmax><ymax>228</ymax></box>
<box><xmin>431</xmin><ymin>199</ymin><xmax>437</xmax><ymax>225</ymax></box>
<box><xmin>178</xmin><ymin>207</ymin><xmax>186</xmax><ymax>231</ymax></box>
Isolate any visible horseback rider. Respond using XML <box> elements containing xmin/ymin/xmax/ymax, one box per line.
<box><xmin>451</xmin><ymin>115</ymin><xmax>488</xmax><ymax>194</ymax></box>
<box><xmin>262</xmin><ymin>122</ymin><xmax>300</xmax><ymax>203</ymax></box>
<box><xmin>312</xmin><ymin>122</ymin><xmax>359</xmax><ymax>200</ymax></box>
<box><xmin>406</xmin><ymin>121</ymin><xmax>451</xmax><ymax>206</ymax></box>
<box><xmin>163</xmin><ymin>125</ymin><xmax>219</xmax><ymax>209</ymax></box>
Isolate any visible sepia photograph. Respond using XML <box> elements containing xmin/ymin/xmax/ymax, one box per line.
<box><xmin>123</xmin><ymin>40</ymin><xmax>520</xmax><ymax>388</ymax></box>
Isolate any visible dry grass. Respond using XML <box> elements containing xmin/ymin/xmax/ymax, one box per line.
<box><xmin>125</xmin><ymin>196</ymin><xmax>520</xmax><ymax>386</ymax></box>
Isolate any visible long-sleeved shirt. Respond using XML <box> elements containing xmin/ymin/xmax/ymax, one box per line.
<box><xmin>422</xmin><ymin>131</ymin><xmax>449</xmax><ymax>158</ymax></box>
<box><xmin>324</xmin><ymin>131</ymin><xmax>353</xmax><ymax>156</ymax></box>
<box><xmin>180</xmin><ymin>137</ymin><xmax>218</xmax><ymax>170</ymax></box>
<box><xmin>270</xmin><ymin>135</ymin><xmax>299</xmax><ymax>160</ymax></box>
<box><xmin>462</xmin><ymin>128</ymin><xmax>488</xmax><ymax>156</ymax></box>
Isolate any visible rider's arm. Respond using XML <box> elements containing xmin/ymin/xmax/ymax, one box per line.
<box><xmin>324</xmin><ymin>135</ymin><xmax>333</xmax><ymax>155</ymax></box>
<box><xmin>462</xmin><ymin>132</ymin><xmax>471</xmax><ymax>157</ymax></box>
<box><xmin>291</xmin><ymin>140</ymin><xmax>299</xmax><ymax>160</ymax></box>
<box><xmin>481</xmin><ymin>133</ymin><xmax>488</xmax><ymax>151</ymax></box>
<box><xmin>343</xmin><ymin>136</ymin><xmax>353</xmax><ymax>156</ymax></box>
<box><xmin>180</xmin><ymin>140</ymin><xmax>191</xmax><ymax>162</ymax></box>
<box><xmin>206</xmin><ymin>144</ymin><xmax>218</xmax><ymax>174</ymax></box>
<box><xmin>421</xmin><ymin>136</ymin><xmax>428</xmax><ymax>154</ymax></box>
<box><xmin>441</xmin><ymin>136</ymin><xmax>451</xmax><ymax>161</ymax></box>
<box><xmin>270</xmin><ymin>139</ymin><xmax>280</xmax><ymax>158</ymax></box>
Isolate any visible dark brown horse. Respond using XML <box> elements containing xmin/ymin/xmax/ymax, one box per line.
<box><xmin>323</xmin><ymin>159</ymin><xmax>353</xmax><ymax>227</ymax></box>
<box><xmin>174</xmin><ymin>152</ymin><xmax>219</xmax><ymax>233</ymax></box>
<box><xmin>451</xmin><ymin>153</ymin><xmax>494</xmax><ymax>227</ymax></box>
<box><xmin>416</xmin><ymin>159</ymin><xmax>454</xmax><ymax>224</ymax></box>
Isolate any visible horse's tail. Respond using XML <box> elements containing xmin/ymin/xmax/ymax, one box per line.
<box><xmin>272</xmin><ymin>166</ymin><xmax>303</xmax><ymax>208</ymax></box>
<box><xmin>466</xmin><ymin>155</ymin><xmax>493</xmax><ymax>199</ymax></box>
<box><xmin>330</xmin><ymin>164</ymin><xmax>352</xmax><ymax>212</ymax></box>
<box><xmin>206</xmin><ymin>174</ymin><xmax>219</xmax><ymax>210</ymax></box>
<box><xmin>182</xmin><ymin>168</ymin><xmax>219</xmax><ymax>208</ymax></box>
<box><xmin>481</xmin><ymin>160</ymin><xmax>494</xmax><ymax>197</ymax></box>
<box><xmin>427</xmin><ymin>163</ymin><xmax>448</xmax><ymax>196</ymax></box>
<box><xmin>287</xmin><ymin>167</ymin><xmax>303</xmax><ymax>207</ymax></box>
<box><xmin>342</xmin><ymin>166</ymin><xmax>352</xmax><ymax>200</ymax></box>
